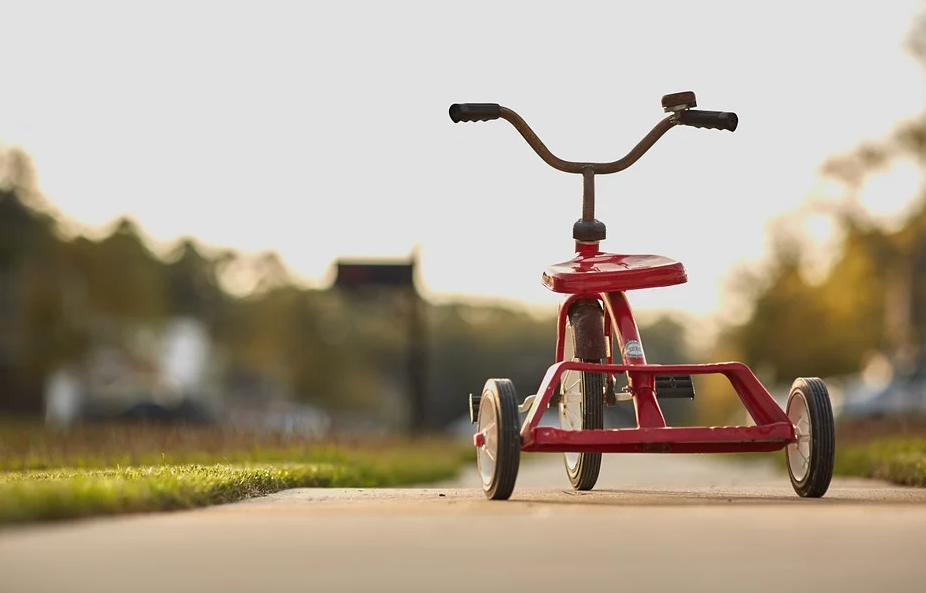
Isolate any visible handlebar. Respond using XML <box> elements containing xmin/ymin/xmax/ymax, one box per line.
<box><xmin>677</xmin><ymin>109</ymin><xmax>738</xmax><ymax>132</ymax></box>
<box><xmin>448</xmin><ymin>103</ymin><xmax>502</xmax><ymax>123</ymax></box>
<box><xmin>448</xmin><ymin>94</ymin><xmax>737</xmax><ymax>176</ymax></box>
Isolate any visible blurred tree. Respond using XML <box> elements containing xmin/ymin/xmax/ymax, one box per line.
<box><xmin>425</xmin><ymin>302</ymin><xmax>553</xmax><ymax>428</ymax></box>
<box><xmin>820</xmin><ymin>8</ymin><xmax>926</xmax><ymax>365</ymax></box>
<box><xmin>723</xmin><ymin>219</ymin><xmax>893</xmax><ymax>385</ymax></box>
<box><xmin>637</xmin><ymin>314</ymin><xmax>694</xmax><ymax>364</ymax></box>
<box><xmin>0</xmin><ymin>146</ymin><xmax>69</xmax><ymax>413</ymax></box>
<box><xmin>0</xmin><ymin>137</ymin><xmax>700</xmax><ymax>427</ymax></box>
<box><xmin>163</xmin><ymin>239</ymin><xmax>229</xmax><ymax>320</ymax></box>
<box><xmin>705</xmin><ymin>8</ymin><xmax>926</xmax><ymax>424</ymax></box>
<box><xmin>251</xmin><ymin>251</ymin><xmax>294</xmax><ymax>294</ymax></box>
<box><xmin>80</xmin><ymin>217</ymin><xmax>167</xmax><ymax>322</ymax></box>
<box><xmin>424</xmin><ymin>302</ymin><xmax>698</xmax><ymax>428</ymax></box>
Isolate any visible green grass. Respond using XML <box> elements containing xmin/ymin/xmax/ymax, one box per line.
<box><xmin>831</xmin><ymin>418</ymin><xmax>926</xmax><ymax>487</ymax></box>
<box><xmin>722</xmin><ymin>418</ymin><xmax>926</xmax><ymax>488</ymax></box>
<box><xmin>0</xmin><ymin>421</ymin><xmax>474</xmax><ymax>525</ymax></box>
<box><xmin>833</xmin><ymin>437</ymin><xmax>926</xmax><ymax>487</ymax></box>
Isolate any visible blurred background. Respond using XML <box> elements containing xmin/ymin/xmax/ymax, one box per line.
<box><xmin>1</xmin><ymin>0</ymin><xmax>926</xmax><ymax>437</ymax></box>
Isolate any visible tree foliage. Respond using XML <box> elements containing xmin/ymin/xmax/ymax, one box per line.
<box><xmin>0</xmin><ymin>141</ymin><xmax>693</xmax><ymax>427</ymax></box>
<box><xmin>717</xmin><ymin>8</ymin><xmax>926</xmax><ymax>398</ymax></box>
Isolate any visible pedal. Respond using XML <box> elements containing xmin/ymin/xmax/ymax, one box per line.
<box><xmin>655</xmin><ymin>374</ymin><xmax>696</xmax><ymax>399</ymax></box>
<box><xmin>469</xmin><ymin>393</ymin><xmax>481</xmax><ymax>424</ymax></box>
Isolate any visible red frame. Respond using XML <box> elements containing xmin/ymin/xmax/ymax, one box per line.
<box><xmin>451</xmin><ymin>99</ymin><xmax>789</xmax><ymax>458</ymax></box>
<box><xmin>527</xmin><ymin>242</ymin><xmax>796</xmax><ymax>455</ymax></box>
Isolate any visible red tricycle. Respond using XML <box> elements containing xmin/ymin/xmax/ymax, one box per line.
<box><xmin>449</xmin><ymin>92</ymin><xmax>835</xmax><ymax>501</ymax></box>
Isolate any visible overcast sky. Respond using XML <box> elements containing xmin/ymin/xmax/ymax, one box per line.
<box><xmin>2</xmin><ymin>0</ymin><xmax>924</xmax><ymax>336</ymax></box>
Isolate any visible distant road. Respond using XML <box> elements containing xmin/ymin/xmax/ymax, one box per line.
<box><xmin>2</xmin><ymin>452</ymin><xmax>925</xmax><ymax>593</ymax></box>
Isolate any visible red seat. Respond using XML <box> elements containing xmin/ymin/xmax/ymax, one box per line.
<box><xmin>541</xmin><ymin>252</ymin><xmax>687</xmax><ymax>294</ymax></box>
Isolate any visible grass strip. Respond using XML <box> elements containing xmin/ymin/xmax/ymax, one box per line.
<box><xmin>0</xmin><ymin>420</ymin><xmax>467</xmax><ymax>472</ymax></box>
<box><xmin>0</xmin><ymin>421</ymin><xmax>476</xmax><ymax>525</ymax></box>
<box><xmin>833</xmin><ymin>437</ymin><xmax>926</xmax><ymax>488</ymax></box>
<box><xmin>0</xmin><ymin>464</ymin><xmax>329</xmax><ymax>524</ymax></box>
<box><xmin>0</xmin><ymin>452</ymin><xmax>468</xmax><ymax>526</ymax></box>
<box><xmin>724</xmin><ymin>435</ymin><xmax>926</xmax><ymax>489</ymax></box>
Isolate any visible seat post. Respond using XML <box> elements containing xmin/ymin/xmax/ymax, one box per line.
<box><xmin>573</xmin><ymin>167</ymin><xmax>606</xmax><ymax>247</ymax></box>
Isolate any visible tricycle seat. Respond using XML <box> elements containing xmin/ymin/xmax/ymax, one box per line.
<box><xmin>541</xmin><ymin>252</ymin><xmax>687</xmax><ymax>294</ymax></box>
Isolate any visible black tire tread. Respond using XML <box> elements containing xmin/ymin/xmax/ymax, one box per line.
<box><xmin>787</xmin><ymin>377</ymin><xmax>835</xmax><ymax>498</ymax></box>
<box><xmin>564</xmin><ymin>301</ymin><xmax>606</xmax><ymax>491</ymax></box>
<box><xmin>483</xmin><ymin>378</ymin><xmax>521</xmax><ymax>500</ymax></box>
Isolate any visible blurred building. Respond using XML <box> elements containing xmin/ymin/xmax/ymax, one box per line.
<box><xmin>42</xmin><ymin>315</ymin><xmax>330</xmax><ymax>436</ymax></box>
<box><xmin>43</xmin><ymin>316</ymin><xmax>217</xmax><ymax>425</ymax></box>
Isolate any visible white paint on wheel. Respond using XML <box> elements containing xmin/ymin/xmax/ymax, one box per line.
<box><xmin>476</xmin><ymin>392</ymin><xmax>498</xmax><ymax>488</ymax></box>
<box><xmin>787</xmin><ymin>391</ymin><xmax>812</xmax><ymax>483</ymax></box>
<box><xmin>559</xmin><ymin>320</ymin><xmax>583</xmax><ymax>471</ymax></box>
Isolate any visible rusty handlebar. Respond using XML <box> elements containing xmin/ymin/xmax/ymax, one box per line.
<box><xmin>448</xmin><ymin>93</ymin><xmax>737</xmax><ymax>236</ymax></box>
<box><xmin>448</xmin><ymin>96</ymin><xmax>737</xmax><ymax>176</ymax></box>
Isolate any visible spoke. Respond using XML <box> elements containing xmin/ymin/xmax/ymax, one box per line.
<box><xmin>482</xmin><ymin>421</ymin><xmax>496</xmax><ymax>434</ymax></box>
<box><xmin>484</xmin><ymin>447</ymin><xmax>496</xmax><ymax>463</ymax></box>
<box><xmin>565</xmin><ymin>375</ymin><xmax>581</xmax><ymax>392</ymax></box>
<box><xmin>798</xmin><ymin>447</ymin><xmax>809</xmax><ymax>467</ymax></box>
<box><xmin>563</xmin><ymin>406</ymin><xmax>582</xmax><ymax>426</ymax></box>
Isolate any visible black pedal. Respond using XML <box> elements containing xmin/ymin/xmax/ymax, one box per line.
<box><xmin>655</xmin><ymin>374</ymin><xmax>696</xmax><ymax>399</ymax></box>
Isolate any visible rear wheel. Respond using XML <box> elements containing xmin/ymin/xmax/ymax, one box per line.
<box><xmin>476</xmin><ymin>378</ymin><xmax>521</xmax><ymax>500</ymax></box>
<box><xmin>559</xmin><ymin>300</ymin><xmax>606</xmax><ymax>491</ymax></box>
<box><xmin>785</xmin><ymin>377</ymin><xmax>835</xmax><ymax>498</ymax></box>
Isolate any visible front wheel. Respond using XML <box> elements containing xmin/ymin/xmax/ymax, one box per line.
<box><xmin>559</xmin><ymin>300</ymin><xmax>606</xmax><ymax>491</ymax></box>
<box><xmin>785</xmin><ymin>377</ymin><xmax>835</xmax><ymax>498</ymax></box>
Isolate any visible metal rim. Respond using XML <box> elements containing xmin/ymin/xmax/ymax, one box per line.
<box><xmin>476</xmin><ymin>391</ymin><xmax>498</xmax><ymax>488</ymax></box>
<box><xmin>787</xmin><ymin>391</ymin><xmax>812</xmax><ymax>483</ymax></box>
<box><xmin>559</xmin><ymin>321</ymin><xmax>583</xmax><ymax>471</ymax></box>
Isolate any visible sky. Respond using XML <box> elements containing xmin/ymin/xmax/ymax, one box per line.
<box><xmin>1</xmin><ymin>0</ymin><xmax>925</xmax><ymax>340</ymax></box>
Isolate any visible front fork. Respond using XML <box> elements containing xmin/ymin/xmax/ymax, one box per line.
<box><xmin>602</xmin><ymin>305</ymin><xmax>619</xmax><ymax>405</ymax></box>
<box><xmin>553</xmin><ymin>291</ymin><xmax>667</xmax><ymax>429</ymax></box>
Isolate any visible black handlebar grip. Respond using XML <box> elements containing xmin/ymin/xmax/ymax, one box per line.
<box><xmin>449</xmin><ymin>103</ymin><xmax>502</xmax><ymax>123</ymax></box>
<box><xmin>678</xmin><ymin>110</ymin><xmax>738</xmax><ymax>132</ymax></box>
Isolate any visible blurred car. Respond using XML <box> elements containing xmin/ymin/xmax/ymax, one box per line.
<box><xmin>838</xmin><ymin>367</ymin><xmax>926</xmax><ymax>419</ymax></box>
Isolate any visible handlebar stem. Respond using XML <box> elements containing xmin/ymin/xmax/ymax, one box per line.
<box><xmin>582</xmin><ymin>168</ymin><xmax>595</xmax><ymax>222</ymax></box>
